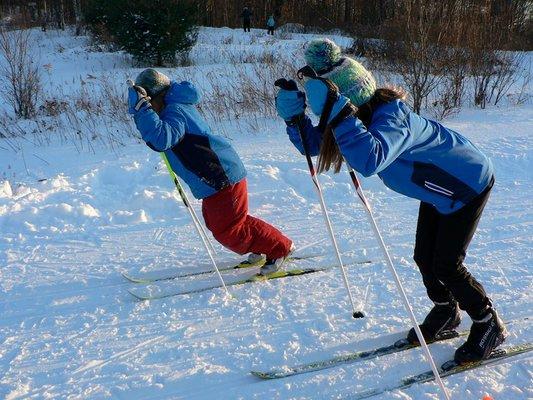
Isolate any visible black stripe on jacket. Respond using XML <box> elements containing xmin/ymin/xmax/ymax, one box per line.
<box><xmin>411</xmin><ymin>161</ymin><xmax>479</xmax><ymax>208</ymax></box>
<box><xmin>170</xmin><ymin>133</ymin><xmax>231</xmax><ymax>191</ymax></box>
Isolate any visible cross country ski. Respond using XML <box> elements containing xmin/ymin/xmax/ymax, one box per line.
<box><xmin>251</xmin><ymin>317</ymin><xmax>527</xmax><ymax>379</ymax></box>
<box><xmin>348</xmin><ymin>342</ymin><xmax>533</xmax><ymax>399</ymax></box>
<box><xmin>128</xmin><ymin>266</ymin><xmax>333</xmax><ymax>300</ymax></box>
<box><xmin>121</xmin><ymin>253</ymin><xmax>342</xmax><ymax>283</ymax></box>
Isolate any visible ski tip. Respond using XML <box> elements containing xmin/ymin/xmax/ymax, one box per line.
<box><xmin>352</xmin><ymin>311</ymin><xmax>365</xmax><ymax>319</ymax></box>
<box><xmin>127</xmin><ymin>289</ymin><xmax>150</xmax><ymax>301</ymax></box>
<box><xmin>250</xmin><ymin>371</ymin><xmax>268</xmax><ymax>379</ymax></box>
<box><xmin>122</xmin><ymin>272</ymin><xmax>148</xmax><ymax>284</ymax></box>
<box><xmin>250</xmin><ymin>370</ymin><xmax>278</xmax><ymax>379</ymax></box>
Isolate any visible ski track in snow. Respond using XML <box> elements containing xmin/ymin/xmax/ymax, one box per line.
<box><xmin>0</xmin><ymin>27</ymin><xmax>531</xmax><ymax>400</ymax></box>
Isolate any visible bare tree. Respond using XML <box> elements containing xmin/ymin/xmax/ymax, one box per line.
<box><xmin>0</xmin><ymin>28</ymin><xmax>42</xmax><ymax>119</ymax></box>
<box><xmin>468</xmin><ymin>1</ymin><xmax>529</xmax><ymax>108</ymax></box>
<box><xmin>368</xmin><ymin>0</ymin><xmax>461</xmax><ymax>113</ymax></box>
<box><xmin>364</xmin><ymin>0</ymin><xmax>529</xmax><ymax>114</ymax></box>
<box><xmin>73</xmin><ymin>0</ymin><xmax>82</xmax><ymax>34</ymax></box>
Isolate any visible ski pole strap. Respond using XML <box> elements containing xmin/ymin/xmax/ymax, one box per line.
<box><xmin>329</xmin><ymin>103</ymin><xmax>357</xmax><ymax>130</ymax></box>
<box><xmin>296</xmin><ymin>65</ymin><xmax>346</xmax><ymax>135</ymax></box>
<box><xmin>296</xmin><ymin>65</ymin><xmax>319</xmax><ymax>80</ymax></box>
<box><xmin>317</xmin><ymin>85</ymin><xmax>338</xmax><ymax>134</ymax></box>
<box><xmin>293</xmin><ymin>114</ymin><xmax>317</xmax><ymax>177</ymax></box>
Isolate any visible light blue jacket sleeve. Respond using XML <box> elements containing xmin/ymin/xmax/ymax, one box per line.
<box><xmin>133</xmin><ymin>106</ymin><xmax>187</xmax><ymax>152</ymax></box>
<box><xmin>286</xmin><ymin>114</ymin><xmax>322</xmax><ymax>156</ymax></box>
<box><xmin>333</xmin><ymin>112</ymin><xmax>413</xmax><ymax>177</ymax></box>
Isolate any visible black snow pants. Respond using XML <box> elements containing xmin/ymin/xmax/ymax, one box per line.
<box><xmin>413</xmin><ymin>176</ymin><xmax>494</xmax><ymax>320</ymax></box>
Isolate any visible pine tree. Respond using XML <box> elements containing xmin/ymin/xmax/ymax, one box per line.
<box><xmin>84</xmin><ymin>0</ymin><xmax>198</xmax><ymax>66</ymax></box>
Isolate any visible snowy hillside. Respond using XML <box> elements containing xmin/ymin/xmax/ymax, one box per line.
<box><xmin>0</xmin><ymin>27</ymin><xmax>532</xmax><ymax>399</ymax></box>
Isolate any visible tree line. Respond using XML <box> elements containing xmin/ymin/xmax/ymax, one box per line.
<box><xmin>0</xmin><ymin>0</ymin><xmax>530</xmax><ymax>122</ymax></box>
<box><xmin>0</xmin><ymin>0</ymin><xmax>391</xmax><ymax>30</ymax></box>
<box><xmin>1</xmin><ymin>0</ymin><xmax>531</xmax><ymax>52</ymax></box>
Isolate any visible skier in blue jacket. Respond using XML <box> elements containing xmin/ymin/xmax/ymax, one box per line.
<box><xmin>275</xmin><ymin>39</ymin><xmax>506</xmax><ymax>364</ymax></box>
<box><xmin>266</xmin><ymin>14</ymin><xmax>276</xmax><ymax>35</ymax></box>
<box><xmin>128</xmin><ymin>69</ymin><xmax>293</xmax><ymax>274</ymax></box>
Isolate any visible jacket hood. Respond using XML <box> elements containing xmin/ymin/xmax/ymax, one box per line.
<box><xmin>165</xmin><ymin>81</ymin><xmax>201</xmax><ymax>105</ymax></box>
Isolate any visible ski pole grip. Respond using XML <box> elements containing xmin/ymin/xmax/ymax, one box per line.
<box><xmin>274</xmin><ymin>78</ymin><xmax>289</xmax><ymax>89</ymax></box>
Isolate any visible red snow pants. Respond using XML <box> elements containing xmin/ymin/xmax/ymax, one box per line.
<box><xmin>202</xmin><ymin>179</ymin><xmax>292</xmax><ymax>260</ymax></box>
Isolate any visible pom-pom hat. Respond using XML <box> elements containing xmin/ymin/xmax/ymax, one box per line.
<box><xmin>304</xmin><ymin>38</ymin><xmax>376</xmax><ymax>106</ymax></box>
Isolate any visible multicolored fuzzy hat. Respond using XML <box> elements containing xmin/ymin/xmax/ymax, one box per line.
<box><xmin>135</xmin><ymin>68</ymin><xmax>171</xmax><ymax>98</ymax></box>
<box><xmin>304</xmin><ymin>38</ymin><xmax>376</xmax><ymax>106</ymax></box>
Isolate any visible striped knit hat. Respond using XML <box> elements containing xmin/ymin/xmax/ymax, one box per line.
<box><xmin>135</xmin><ymin>68</ymin><xmax>171</xmax><ymax>98</ymax></box>
<box><xmin>304</xmin><ymin>38</ymin><xmax>376</xmax><ymax>106</ymax></box>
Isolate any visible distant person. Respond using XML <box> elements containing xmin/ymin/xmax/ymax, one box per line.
<box><xmin>267</xmin><ymin>14</ymin><xmax>276</xmax><ymax>35</ymax></box>
<box><xmin>127</xmin><ymin>69</ymin><xmax>294</xmax><ymax>275</ymax></box>
<box><xmin>241</xmin><ymin>6</ymin><xmax>252</xmax><ymax>32</ymax></box>
<box><xmin>29</xmin><ymin>4</ymin><xmax>38</xmax><ymax>22</ymax></box>
<box><xmin>41</xmin><ymin>11</ymin><xmax>49</xmax><ymax>32</ymax></box>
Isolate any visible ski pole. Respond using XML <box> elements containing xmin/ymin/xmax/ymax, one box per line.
<box><xmin>160</xmin><ymin>154</ymin><xmax>230</xmax><ymax>296</ymax></box>
<box><xmin>343</xmin><ymin>161</ymin><xmax>450</xmax><ymax>400</ymax></box>
<box><xmin>159</xmin><ymin>153</ymin><xmax>217</xmax><ymax>255</ymax></box>
<box><xmin>127</xmin><ymin>80</ymin><xmax>230</xmax><ymax>297</ymax></box>
<box><xmin>275</xmin><ymin>79</ymin><xmax>364</xmax><ymax>319</ymax></box>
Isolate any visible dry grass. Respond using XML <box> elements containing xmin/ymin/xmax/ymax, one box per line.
<box><xmin>197</xmin><ymin>57</ymin><xmax>299</xmax><ymax>135</ymax></box>
<box><xmin>0</xmin><ymin>74</ymin><xmax>137</xmax><ymax>152</ymax></box>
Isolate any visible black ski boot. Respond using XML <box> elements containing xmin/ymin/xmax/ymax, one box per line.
<box><xmin>407</xmin><ymin>301</ymin><xmax>461</xmax><ymax>344</ymax></box>
<box><xmin>454</xmin><ymin>308</ymin><xmax>507</xmax><ymax>364</ymax></box>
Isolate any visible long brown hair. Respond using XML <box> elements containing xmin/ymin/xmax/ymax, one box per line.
<box><xmin>317</xmin><ymin>86</ymin><xmax>407</xmax><ymax>174</ymax></box>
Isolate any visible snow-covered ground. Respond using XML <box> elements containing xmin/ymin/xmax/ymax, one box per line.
<box><xmin>0</xmin><ymin>27</ymin><xmax>531</xmax><ymax>399</ymax></box>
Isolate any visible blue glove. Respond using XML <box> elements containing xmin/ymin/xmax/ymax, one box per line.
<box><xmin>275</xmin><ymin>79</ymin><xmax>306</xmax><ymax>122</ymax></box>
<box><xmin>128</xmin><ymin>86</ymin><xmax>151</xmax><ymax>114</ymax></box>
<box><xmin>304</xmin><ymin>79</ymin><xmax>349</xmax><ymax>124</ymax></box>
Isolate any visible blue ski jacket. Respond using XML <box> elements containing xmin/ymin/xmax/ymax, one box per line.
<box><xmin>287</xmin><ymin>100</ymin><xmax>494</xmax><ymax>214</ymax></box>
<box><xmin>133</xmin><ymin>81</ymin><xmax>246</xmax><ymax>199</ymax></box>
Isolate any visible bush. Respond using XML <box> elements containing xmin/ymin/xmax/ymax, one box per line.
<box><xmin>83</xmin><ymin>0</ymin><xmax>198</xmax><ymax>66</ymax></box>
<box><xmin>364</xmin><ymin>0</ymin><xmax>530</xmax><ymax>114</ymax></box>
<box><xmin>0</xmin><ymin>29</ymin><xmax>42</xmax><ymax>119</ymax></box>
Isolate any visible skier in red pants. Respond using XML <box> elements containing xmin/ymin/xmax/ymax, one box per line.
<box><xmin>128</xmin><ymin>69</ymin><xmax>293</xmax><ymax>274</ymax></box>
<box><xmin>202</xmin><ymin>179</ymin><xmax>292</xmax><ymax>266</ymax></box>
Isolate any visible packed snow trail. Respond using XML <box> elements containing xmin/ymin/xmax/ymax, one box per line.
<box><xmin>1</xmin><ymin>115</ymin><xmax>530</xmax><ymax>400</ymax></box>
